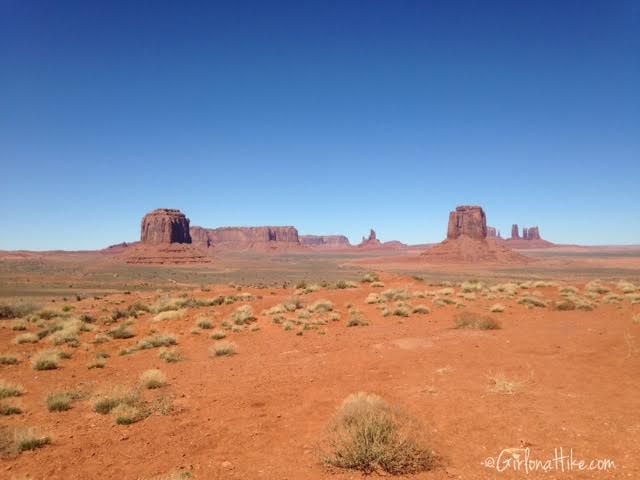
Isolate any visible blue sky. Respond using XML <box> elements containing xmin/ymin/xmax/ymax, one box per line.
<box><xmin>1</xmin><ymin>0</ymin><xmax>639</xmax><ymax>250</ymax></box>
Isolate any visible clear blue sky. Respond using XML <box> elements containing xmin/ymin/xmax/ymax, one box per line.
<box><xmin>1</xmin><ymin>0</ymin><xmax>639</xmax><ymax>250</ymax></box>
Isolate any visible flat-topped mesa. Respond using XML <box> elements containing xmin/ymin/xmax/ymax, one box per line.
<box><xmin>190</xmin><ymin>226</ymin><xmax>300</xmax><ymax>248</ymax></box>
<box><xmin>300</xmin><ymin>235</ymin><xmax>352</xmax><ymax>248</ymax></box>
<box><xmin>141</xmin><ymin>209</ymin><xmax>192</xmax><ymax>244</ymax></box>
<box><xmin>447</xmin><ymin>206</ymin><xmax>487</xmax><ymax>240</ymax></box>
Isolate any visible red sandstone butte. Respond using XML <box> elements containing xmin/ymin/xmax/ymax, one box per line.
<box><xmin>141</xmin><ymin>208</ymin><xmax>192</xmax><ymax>244</ymax></box>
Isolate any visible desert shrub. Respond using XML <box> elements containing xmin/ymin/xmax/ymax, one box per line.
<box><xmin>159</xmin><ymin>347</ymin><xmax>182</xmax><ymax>363</ymax></box>
<box><xmin>0</xmin><ymin>302</ymin><xmax>39</xmax><ymax>319</ymax></box>
<box><xmin>460</xmin><ymin>280</ymin><xmax>485</xmax><ymax>293</ymax></box>
<box><xmin>382</xmin><ymin>289</ymin><xmax>411</xmax><ymax>301</ymax></box>
<box><xmin>617</xmin><ymin>280</ymin><xmax>637</xmax><ymax>293</ymax></box>
<box><xmin>0</xmin><ymin>402</ymin><xmax>22</xmax><ymax>416</ymax></box>
<box><xmin>436</xmin><ymin>287</ymin><xmax>454</xmax><ymax>296</ymax></box>
<box><xmin>489</xmin><ymin>304</ymin><xmax>506</xmax><ymax>313</ymax></box>
<box><xmin>197</xmin><ymin>319</ymin><xmax>213</xmax><ymax>329</ymax></box>
<box><xmin>603</xmin><ymin>293</ymin><xmax>623</xmax><ymax>304</ymax></box>
<box><xmin>554</xmin><ymin>299</ymin><xmax>576</xmax><ymax>311</ymax></box>
<box><xmin>0</xmin><ymin>356</ymin><xmax>19</xmax><ymax>366</ymax></box>
<box><xmin>5</xmin><ymin>427</ymin><xmax>51</xmax><ymax>453</ymax></box>
<box><xmin>137</xmin><ymin>333</ymin><xmax>177</xmax><ymax>350</ymax></box>
<box><xmin>109</xmin><ymin>324</ymin><xmax>135</xmax><ymax>339</ymax></box>
<box><xmin>309</xmin><ymin>300</ymin><xmax>334</xmax><ymax>313</ymax></box>
<box><xmin>210</xmin><ymin>341</ymin><xmax>238</xmax><ymax>357</ymax></box>
<box><xmin>322</xmin><ymin>392</ymin><xmax>434</xmax><ymax>475</ymax></box>
<box><xmin>586</xmin><ymin>280</ymin><xmax>610</xmax><ymax>295</ymax></box>
<box><xmin>370</xmin><ymin>281</ymin><xmax>385</xmax><ymax>288</ymax></box>
<box><xmin>112</xmin><ymin>403</ymin><xmax>147</xmax><ymax>425</ymax></box>
<box><xmin>0</xmin><ymin>381</ymin><xmax>23</xmax><ymax>399</ymax></box>
<box><xmin>518</xmin><ymin>296</ymin><xmax>548</xmax><ymax>308</ymax></box>
<box><xmin>265</xmin><ymin>304</ymin><xmax>286</xmax><ymax>316</ymax></box>
<box><xmin>210</xmin><ymin>330</ymin><xmax>226</xmax><ymax>340</ymax></box>
<box><xmin>88</xmin><ymin>358</ymin><xmax>106</xmax><ymax>369</ymax></box>
<box><xmin>231</xmin><ymin>305</ymin><xmax>256</xmax><ymax>325</ymax></box>
<box><xmin>140</xmin><ymin>369</ymin><xmax>167</xmax><ymax>389</ymax></box>
<box><xmin>93</xmin><ymin>387</ymin><xmax>140</xmax><ymax>415</ymax></box>
<box><xmin>31</xmin><ymin>350</ymin><xmax>61</xmax><ymax>370</ymax></box>
<box><xmin>487</xmin><ymin>373</ymin><xmax>523</xmax><ymax>395</ymax></box>
<box><xmin>46</xmin><ymin>392</ymin><xmax>82</xmax><ymax>412</ymax></box>
<box><xmin>13</xmin><ymin>333</ymin><xmax>38</xmax><ymax>344</ymax></box>
<box><xmin>11</xmin><ymin>320</ymin><xmax>27</xmax><ymax>331</ymax></box>
<box><xmin>412</xmin><ymin>305</ymin><xmax>430</xmax><ymax>315</ymax></box>
<box><xmin>365</xmin><ymin>293</ymin><xmax>382</xmax><ymax>304</ymax></box>
<box><xmin>559</xmin><ymin>286</ymin><xmax>579</xmax><ymax>295</ymax></box>
<box><xmin>283</xmin><ymin>322</ymin><xmax>294</xmax><ymax>331</ymax></box>
<box><xmin>335</xmin><ymin>280</ymin><xmax>358</xmax><ymax>290</ymax></box>
<box><xmin>391</xmin><ymin>303</ymin><xmax>411</xmax><ymax>317</ymax></box>
<box><xmin>454</xmin><ymin>312</ymin><xmax>501</xmax><ymax>330</ymax></box>
<box><xmin>347</xmin><ymin>318</ymin><xmax>369</xmax><ymax>327</ymax></box>
<box><xmin>153</xmin><ymin>310</ymin><xmax>186</xmax><ymax>322</ymax></box>
<box><xmin>361</xmin><ymin>273</ymin><xmax>379</xmax><ymax>283</ymax></box>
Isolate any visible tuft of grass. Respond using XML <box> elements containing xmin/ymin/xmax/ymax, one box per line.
<box><xmin>137</xmin><ymin>333</ymin><xmax>177</xmax><ymax>350</ymax></box>
<box><xmin>197</xmin><ymin>319</ymin><xmax>213</xmax><ymax>329</ymax></box>
<box><xmin>153</xmin><ymin>310</ymin><xmax>186</xmax><ymax>322</ymax></box>
<box><xmin>210</xmin><ymin>341</ymin><xmax>238</xmax><ymax>357</ymax></box>
<box><xmin>365</xmin><ymin>293</ymin><xmax>382</xmax><ymax>304</ymax></box>
<box><xmin>370</xmin><ymin>281</ymin><xmax>385</xmax><ymax>288</ymax></box>
<box><xmin>412</xmin><ymin>305</ymin><xmax>430</xmax><ymax>315</ymax></box>
<box><xmin>347</xmin><ymin>317</ymin><xmax>369</xmax><ymax>327</ymax></box>
<box><xmin>489</xmin><ymin>303</ymin><xmax>506</xmax><ymax>313</ymax></box>
<box><xmin>13</xmin><ymin>333</ymin><xmax>39</xmax><ymax>345</ymax></box>
<box><xmin>210</xmin><ymin>330</ymin><xmax>226</xmax><ymax>340</ymax></box>
<box><xmin>159</xmin><ymin>347</ymin><xmax>182</xmax><ymax>363</ymax></box>
<box><xmin>0</xmin><ymin>380</ymin><xmax>23</xmax><ymax>399</ymax></box>
<box><xmin>46</xmin><ymin>392</ymin><xmax>82</xmax><ymax>412</ymax></box>
<box><xmin>322</xmin><ymin>392</ymin><xmax>434</xmax><ymax>475</ymax></box>
<box><xmin>361</xmin><ymin>273</ymin><xmax>379</xmax><ymax>283</ymax></box>
<box><xmin>88</xmin><ymin>358</ymin><xmax>106</xmax><ymax>369</ymax></box>
<box><xmin>454</xmin><ymin>312</ymin><xmax>501</xmax><ymax>330</ymax></box>
<box><xmin>112</xmin><ymin>403</ymin><xmax>147</xmax><ymax>425</ymax></box>
<box><xmin>31</xmin><ymin>350</ymin><xmax>61</xmax><ymax>371</ymax></box>
<box><xmin>0</xmin><ymin>402</ymin><xmax>22</xmax><ymax>416</ymax></box>
<box><xmin>0</xmin><ymin>355</ymin><xmax>19</xmax><ymax>366</ymax></box>
<box><xmin>309</xmin><ymin>300</ymin><xmax>334</xmax><ymax>313</ymax></box>
<box><xmin>554</xmin><ymin>299</ymin><xmax>576</xmax><ymax>311</ymax></box>
<box><xmin>109</xmin><ymin>324</ymin><xmax>135</xmax><ymax>339</ymax></box>
<box><xmin>231</xmin><ymin>305</ymin><xmax>256</xmax><ymax>325</ymax></box>
<box><xmin>140</xmin><ymin>369</ymin><xmax>167</xmax><ymax>389</ymax></box>
<box><xmin>13</xmin><ymin>427</ymin><xmax>51</xmax><ymax>452</ymax></box>
<box><xmin>487</xmin><ymin>373</ymin><xmax>523</xmax><ymax>395</ymax></box>
<box><xmin>93</xmin><ymin>387</ymin><xmax>140</xmax><ymax>415</ymax></box>
<box><xmin>518</xmin><ymin>296</ymin><xmax>548</xmax><ymax>308</ymax></box>
<box><xmin>0</xmin><ymin>302</ymin><xmax>40</xmax><ymax>319</ymax></box>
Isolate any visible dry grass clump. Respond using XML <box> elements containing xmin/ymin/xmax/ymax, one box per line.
<box><xmin>554</xmin><ymin>299</ymin><xmax>576</xmax><ymax>311</ymax></box>
<box><xmin>603</xmin><ymin>293</ymin><xmax>623</xmax><ymax>304</ymax></box>
<box><xmin>159</xmin><ymin>347</ymin><xmax>182</xmax><ymax>363</ymax></box>
<box><xmin>137</xmin><ymin>333</ymin><xmax>177</xmax><ymax>350</ymax></box>
<box><xmin>46</xmin><ymin>392</ymin><xmax>82</xmax><ymax>412</ymax></box>
<box><xmin>381</xmin><ymin>288</ymin><xmax>411</xmax><ymax>302</ymax></box>
<box><xmin>210</xmin><ymin>329</ymin><xmax>226</xmax><ymax>340</ymax></box>
<box><xmin>196</xmin><ymin>319</ymin><xmax>213</xmax><ymax>329</ymax></box>
<box><xmin>412</xmin><ymin>305</ymin><xmax>430</xmax><ymax>315</ymax></box>
<box><xmin>365</xmin><ymin>293</ymin><xmax>382</xmax><ymax>304</ymax></box>
<box><xmin>361</xmin><ymin>273</ymin><xmax>380</xmax><ymax>283</ymax></box>
<box><xmin>140</xmin><ymin>369</ymin><xmax>167</xmax><ymax>389</ymax></box>
<box><xmin>617</xmin><ymin>280</ymin><xmax>637</xmax><ymax>293</ymax></box>
<box><xmin>586</xmin><ymin>280</ymin><xmax>610</xmax><ymax>295</ymax></box>
<box><xmin>391</xmin><ymin>303</ymin><xmax>411</xmax><ymax>317</ymax></box>
<box><xmin>0</xmin><ymin>380</ymin><xmax>23</xmax><ymax>399</ymax></box>
<box><xmin>231</xmin><ymin>305</ymin><xmax>256</xmax><ymax>325</ymax></box>
<box><xmin>335</xmin><ymin>280</ymin><xmax>359</xmax><ymax>289</ymax></box>
<box><xmin>559</xmin><ymin>286</ymin><xmax>579</xmax><ymax>295</ymax></box>
<box><xmin>309</xmin><ymin>300</ymin><xmax>334</xmax><ymax>313</ymax></box>
<box><xmin>109</xmin><ymin>324</ymin><xmax>135</xmax><ymax>339</ymax></box>
<box><xmin>210</xmin><ymin>340</ymin><xmax>238</xmax><ymax>357</ymax></box>
<box><xmin>489</xmin><ymin>303</ymin><xmax>506</xmax><ymax>313</ymax></box>
<box><xmin>0</xmin><ymin>401</ymin><xmax>22</xmax><ymax>416</ymax></box>
<box><xmin>487</xmin><ymin>373</ymin><xmax>524</xmax><ymax>395</ymax></box>
<box><xmin>153</xmin><ymin>310</ymin><xmax>186</xmax><ymax>322</ymax></box>
<box><xmin>632</xmin><ymin>314</ymin><xmax>640</xmax><ymax>325</ymax></box>
<box><xmin>436</xmin><ymin>287</ymin><xmax>454</xmax><ymax>296</ymax></box>
<box><xmin>13</xmin><ymin>333</ymin><xmax>38</xmax><ymax>344</ymax></box>
<box><xmin>112</xmin><ymin>403</ymin><xmax>147</xmax><ymax>425</ymax></box>
<box><xmin>454</xmin><ymin>312</ymin><xmax>501</xmax><ymax>330</ymax></box>
<box><xmin>518</xmin><ymin>296</ymin><xmax>548</xmax><ymax>308</ymax></box>
<box><xmin>370</xmin><ymin>281</ymin><xmax>385</xmax><ymax>288</ymax></box>
<box><xmin>0</xmin><ymin>302</ymin><xmax>40</xmax><ymax>319</ymax></box>
<box><xmin>11</xmin><ymin>320</ymin><xmax>27</xmax><ymax>331</ymax></box>
<box><xmin>460</xmin><ymin>280</ymin><xmax>485</xmax><ymax>293</ymax></box>
<box><xmin>0</xmin><ymin>426</ymin><xmax>51</xmax><ymax>455</ymax></box>
<box><xmin>93</xmin><ymin>387</ymin><xmax>147</xmax><ymax>424</ymax></box>
<box><xmin>322</xmin><ymin>392</ymin><xmax>434</xmax><ymax>475</ymax></box>
<box><xmin>0</xmin><ymin>355</ymin><xmax>19</xmax><ymax>365</ymax></box>
<box><xmin>31</xmin><ymin>350</ymin><xmax>62</xmax><ymax>370</ymax></box>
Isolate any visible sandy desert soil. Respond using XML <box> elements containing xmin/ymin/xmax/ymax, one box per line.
<box><xmin>1</xmin><ymin>249</ymin><xmax>639</xmax><ymax>479</ymax></box>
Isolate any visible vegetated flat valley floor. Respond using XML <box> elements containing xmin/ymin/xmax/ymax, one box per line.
<box><xmin>1</xmin><ymin>248</ymin><xmax>639</xmax><ymax>479</ymax></box>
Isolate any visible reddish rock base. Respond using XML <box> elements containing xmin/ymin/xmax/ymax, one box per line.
<box><xmin>421</xmin><ymin>236</ymin><xmax>530</xmax><ymax>263</ymax></box>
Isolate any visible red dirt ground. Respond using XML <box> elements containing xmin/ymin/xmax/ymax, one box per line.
<box><xmin>1</xmin><ymin>271</ymin><xmax>639</xmax><ymax>479</ymax></box>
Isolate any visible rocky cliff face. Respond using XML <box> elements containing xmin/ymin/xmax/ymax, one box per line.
<box><xmin>300</xmin><ymin>235</ymin><xmax>351</xmax><ymax>248</ymax></box>
<box><xmin>190</xmin><ymin>226</ymin><xmax>300</xmax><ymax>248</ymax></box>
<box><xmin>447</xmin><ymin>206</ymin><xmax>487</xmax><ymax>240</ymax></box>
<box><xmin>140</xmin><ymin>209</ymin><xmax>192</xmax><ymax>244</ymax></box>
<box><xmin>487</xmin><ymin>226</ymin><xmax>501</xmax><ymax>238</ymax></box>
<box><xmin>358</xmin><ymin>229</ymin><xmax>382</xmax><ymax>248</ymax></box>
<box><xmin>510</xmin><ymin>224</ymin><xmax>542</xmax><ymax>241</ymax></box>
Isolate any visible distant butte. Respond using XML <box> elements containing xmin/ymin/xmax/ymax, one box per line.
<box><xmin>422</xmin><ymin>205</ymin><xmax>529</xmax><ymax>263</ymax></box>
